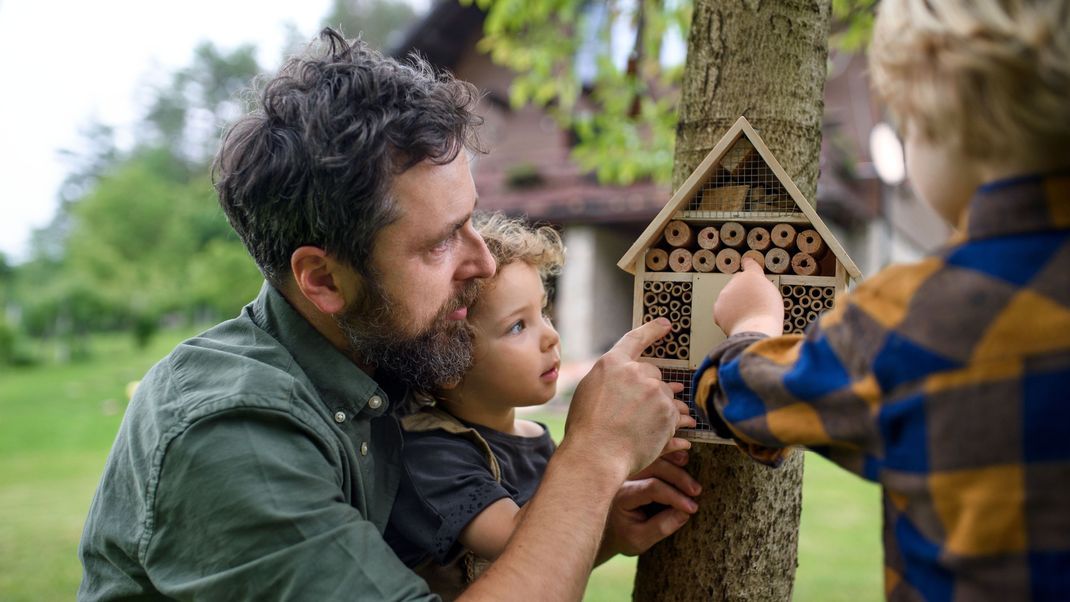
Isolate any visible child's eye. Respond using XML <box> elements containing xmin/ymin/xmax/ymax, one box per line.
<box><xmin>508</xmin><ymin>320</ymin><xmax>525</xmax><ymax>335</ymax></box>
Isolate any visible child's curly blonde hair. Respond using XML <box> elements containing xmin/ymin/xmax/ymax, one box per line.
<box><xmin>869</xmin><ymin>0</ymin><xmax>1070</xmax><ymax>162</ymax></box>
<box><xmin>473</xmin><ymin>212</ymin><xmax>565</xmax><ymax>282</ymax></box>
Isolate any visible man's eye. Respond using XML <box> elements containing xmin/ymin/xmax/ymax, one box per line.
<box><xmin>508</xmin><ymin>320</ymin><xmax>525</xmax><ymax>335</ymax></box>
<box><xmin>431</xmin><ymin>234</ymin><xmax>455</xmax><ymax>254</ymax></box>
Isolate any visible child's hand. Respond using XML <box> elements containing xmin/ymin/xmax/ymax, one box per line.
<box><xmin>713</xmin><ymin>258</ymin><xmax>784</xmax><ymax>337</ymax></box>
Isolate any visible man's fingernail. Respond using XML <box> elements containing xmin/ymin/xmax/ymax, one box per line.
<box><xmin>687</xmin><ymin>501</ymin><xmax>698</xmax><ymax>513</ymax></box>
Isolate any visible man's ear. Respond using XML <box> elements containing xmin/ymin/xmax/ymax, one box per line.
<box><xmin>290</xmin><ymin>246</ymin><xmax>355</xmax><ymax>315</ymax></box>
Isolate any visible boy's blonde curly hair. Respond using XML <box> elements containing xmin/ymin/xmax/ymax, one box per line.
<box><xmin>869</xmin><ymin>0</ymin><xmax>1070</xmax><ymax>162</ymax></box>
<box><xmin>473</xmin><ymin>212</ymin><xmax>565</xmax><ymax>281</ymax></box>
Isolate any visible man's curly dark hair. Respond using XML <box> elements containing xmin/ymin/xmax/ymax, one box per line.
<box><xmin>213</xmin><ymin>27</ymin><xmax>483</xmax><ymax>287</ymax></box>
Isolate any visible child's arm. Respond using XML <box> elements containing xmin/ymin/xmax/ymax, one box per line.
<box><xmin>457</xmin><ymin>499</ymin><xmax>525</xmax><ymax>561</ymax></box>
<box><xmin>461</xmin><ymin>451</ymin><xmax>700</xmax><ymax>563</ymax></box>
<box><xmin>697</xmin><ymin>258</ymin><xmax>885</xmax><ymax>472</ymax></box>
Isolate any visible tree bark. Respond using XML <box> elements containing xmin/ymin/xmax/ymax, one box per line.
<box><xmin>633</xmin><ymin>1</ymin><xmax>830</xmax><ymax>600</ymax></box>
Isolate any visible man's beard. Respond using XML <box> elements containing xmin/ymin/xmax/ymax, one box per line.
<box><xmin>335</xmin><ymin>275</ymin><xmax>480</xmax><ymax>391</ymax></box>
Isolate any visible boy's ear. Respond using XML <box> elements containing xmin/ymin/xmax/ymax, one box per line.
<box><xmin>290</xmin><ymin>246</ymin><xmax>357</xmax><ymax>315</ymax></box>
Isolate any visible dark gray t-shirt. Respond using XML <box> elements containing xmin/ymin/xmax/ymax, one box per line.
<box><xmin>385</xmin><ymin>418</ymin><xmax>555</xmax><ymax>566</ymax></box>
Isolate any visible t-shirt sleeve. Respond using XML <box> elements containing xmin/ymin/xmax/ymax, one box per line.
<box><xmin>392</xmin><ymin>431</ymin><xmax>512</xmax><ymax>565</ymax></box>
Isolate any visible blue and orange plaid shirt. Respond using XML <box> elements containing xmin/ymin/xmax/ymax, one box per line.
<box><xmin>694</xmin><ymin>172</ymin><xmax>1070</xmax><ymax>601</ymax></box>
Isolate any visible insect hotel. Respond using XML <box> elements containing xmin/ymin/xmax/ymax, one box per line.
<box><xmin>617</xmin><ymin>116</ymin><xmax>861</xmax><ymax>443</ymax></box>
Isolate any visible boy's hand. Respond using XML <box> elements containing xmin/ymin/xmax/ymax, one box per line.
<box><xmin>714</xmin><ymin>258</ymin><xmax>784</xmax><ymax>337</ymax></box>
<box><xmin>565</xmin><ymin>318</ymin><xmax>694</xmax><ymax>478</ymax></box>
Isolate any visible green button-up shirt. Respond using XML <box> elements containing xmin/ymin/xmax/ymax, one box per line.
<box><xmin>78</xmin><ymin>284</ymin><xmax>436</xmax><ymax>601</ymax></box>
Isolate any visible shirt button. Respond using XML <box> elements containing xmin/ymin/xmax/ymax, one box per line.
<box><xmin>368</xmin><ymin>395</ymin><xmax>383</xmax><ymax>410</ymax></box>
<box><xmin>360</xmin><ymin>442</ymin><xmax>369</xmax><ymax>456</ymax></box>
<box><xmin>334</xmin><ymin>411</ymin><xmax>346</xmax><ymax>423</ymax></box>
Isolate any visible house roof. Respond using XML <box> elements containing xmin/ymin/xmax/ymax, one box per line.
<box><xmin>617</xmin><ymin>116</ymin><xmax>862</xmax><ymax>280</ymax></box>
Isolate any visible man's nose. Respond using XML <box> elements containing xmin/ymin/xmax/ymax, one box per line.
<box><xmin>456</xmin><ymin>224</ymin><xmax>495</xmax><ymax>281</ymax></box>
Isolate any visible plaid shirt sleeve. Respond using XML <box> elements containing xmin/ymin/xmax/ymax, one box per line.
<box><xmin>692</xmin><ymin>261</ymin><xmax>919</xmax><ymax>476</ymax></box>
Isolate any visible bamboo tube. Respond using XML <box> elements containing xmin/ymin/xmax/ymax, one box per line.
<box><xmin>677</xmin><ymin>346</ymin><xmax>688</xmax><ymax>360</ymax></box>
<box><xmin>780</xmin><ymin>284</ymin><xmax>793</xmax><ymax>297</ymax></box>
<box><xmin>823</xmin><ymin>286</ymin><xmax>835</xmax><ymax>298</ymax></box>
<box><xmin>682</xmin><ymin>290</ymin><xmax>693</xmax><ymax>304</ymax></box>
<box><xmin>793</xmin><ymin>316</ymin><xmax>808</xmax><ymax>329</ymax></box>
<box><xmin>808</xmin><ymin>287</ymin><xmax>822</xmax><ymax>300</ymax></box>
<box><xmin>783</xmin><ymin>298</ymin><xmax>793</xmax><ymax>310</ymax></box>
<box><xmin>796</xmin><ymin>229</ymin><xmax>828</xmax><ymax>258</ymax></box>
<box><xmin>798</xmin><ymin>296</ymin><xmax>811</xmax><ymax>309</ymax></box>
<box><xmin>715</xmin><ymin>248</ymin><xmax>742</xmax><ymax>274</ymax></box>
<box><xmin>680</xmin><ymin>315</ymin><xmax>691</xmax><ymax>329</ymax></box>
<box><xmin>719</xmin><ymin>222</ymin><xmax>746</xmax><ymax>248</ymax></box>
<box><xmin>791</xmin><ymin>252</ymin><xmax>818</xmax><ymax>276</ymax></box>
<box><xmin>681</xmin><ymin>303</ymin><xmax>691</xmax><ymax>316</ymax></box>
<box><xmin>657</xmin><ymin>292</ymin><xmax>671</xmax><ymax>304</ymax></box>
<box><xmin>669</xmin><ymin>248</ymin><xmax>693</xmax><ymax>272</ymax></box>
<box><xmin>669</xmin><ymin>299</ymin><xmax>681</xmax><ymax>311</ymax></box>
<box><xmin>742</xmin><ymin>250</ymin><xmax>765</xmax><ymax>269</ymax></box>
<box><xmin>643</xmin><ymin>292</ymin><xmax>657</xmax><ymax>307</ymax></box>
<box><xmin>670</xmin><ymin>319</ymin><xmax>682</xmax><ymax>333</ymax></box>
<box><xmin>645</xmin><ymin>249</ymin><xmax>669</xmax><ymax>272</ymax></box>
<box><xmin>806</xmin><ymin>311</ymin><xmax>819</xmax><ymax>323</ymax></box>
<box><xmin>643</xmin><ymin>313</ymin><xmax>655</xmax><ymax>323</ymax></box>
<box><xmin>746</xmin><ymin>226</ymin><xmax>772</xmax><ymax>251</ymax></box>
<box><xmin>792</xmin><ymin>285</ymin><xmax>807</xmax><ymax>298</ymax></box>
<box><xmin>697</xmin><ymin>227</ymin><xmax>720</xmax><ymax>250</ymax></box>
<box><xmin>771</xmin><ymin>223</ymin><xmax>797</xmax><ymax>249</ymax></box>
<box><xmin>654</xmin><ymin>346</ymin><xmax>667</xmax><ymax>358</ymax></box>
<box><xmin>670</xmin><ymin>284</ymin><xmax>683</xmax><ymax>296</ymax></box>
<box><xmin>650</xmin><ymin>281</ymin><xmax>665</xmax><ymax>293</ymax></box>
<box><xmin>765</xmin><ymin>248</ymin><xmax>790</xmax><ymax>274</ymax></box>
<box><xmin>664</xmin><ymin>220</ymin><xmax>695</xmax><ymax>248</ymax></box>
<box><xmin>664</xmin><ymin>341</ymin><xmax>679</xmax><ymax>356</ymax></box>
<box><xmin>783</xmin><ymin>319</ymin><xmax>793</xmax><ymax>332</ymax></box>
<box><xmin>790</xmin><ymin>305</ymin><xmax>805</xmax><ymax>318</ymax></box>
<box><xmin>692</xmin><ymin>249</ymin><xmax>716</xmax><ymax>272</ymax></box>
<box><xmin>678</xmin><ymin>333</ymin><xmax>690</xmax><ymax>348</ymax></box>
<box><xmin>669</xmin><ymin>310</ymin><xmax>681</xmax><ymax>322</ymax></box>
<box><xmin>643</xmin><ymin>281</ymin><xmax>654</xmax><ymax>291</ymax></box>
<box><xmin>655</xmin><ymin>305</ymin><xmax>668</xmax><ymax>316</ymax></box>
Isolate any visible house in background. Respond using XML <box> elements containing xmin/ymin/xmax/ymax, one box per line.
<box><xmin>391</xmin><ymin>2</ymin><xmax>947</xmax><ymax>363</ymax></box>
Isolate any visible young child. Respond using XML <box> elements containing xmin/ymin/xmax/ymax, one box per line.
<box><xmin>383</xmin><ymin>212</ymin><xmax>566</xmax><ymax>599</ymax></box>
<box><xmin>695</xmin><ymin>1</ymin><xmax>1070</xmax><ymax>600</ymax></box>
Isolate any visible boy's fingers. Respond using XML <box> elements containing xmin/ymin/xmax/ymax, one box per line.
<box><xmin>741</xmin><ymin>257</ymin><xmax>762</xmax><ymax>273</ymax></box>
<box><xmin>612</xmin><ymin>318</ymin><xmax>672</xmax><ymax>359</ymax></box>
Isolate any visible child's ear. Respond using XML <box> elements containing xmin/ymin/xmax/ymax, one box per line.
<box><xmin>439</xmin><ymin>378</ymin><xmax>462</xmax><ymax>391</ymax></box>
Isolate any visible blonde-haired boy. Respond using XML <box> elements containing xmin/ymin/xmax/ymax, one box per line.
<box><xmin>695</xmin><ymin>1</ymin><xmax>1070</xmax><ymax>599</ymax></box>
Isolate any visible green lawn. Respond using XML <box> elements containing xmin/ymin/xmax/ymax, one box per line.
<box><xmin>0</xmin><ymin>329</ymin><xmax>882</xmax><ymax>601</ymax></box>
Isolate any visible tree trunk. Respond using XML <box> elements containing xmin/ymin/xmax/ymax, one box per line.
<box><xmin>633</xmin><ymin>1</ymin><xmax>830</xmax><ymax>600</ymax></box>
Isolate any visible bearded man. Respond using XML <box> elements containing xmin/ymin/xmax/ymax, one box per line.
<box><xmin>78</xmin><ymin>29</ymin><xmax>699</xmax><ymax>601</ymax></box>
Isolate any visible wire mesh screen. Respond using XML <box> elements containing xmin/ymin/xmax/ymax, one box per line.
<box><xmin>660</xmin><ymin>367</ymin><xmax>711</xmax><ymax>430</ymax></box>
<box><xmin>682</xmin><ymin>137</ymin><xmax>800</xmax><ymax>219</ymax></box>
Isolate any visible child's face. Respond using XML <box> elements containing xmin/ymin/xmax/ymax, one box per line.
<box><xmin>461</xmin><ymin>261</ymin><xmax>561</xmax><ymax>408</ymax></box>
<box><xmin>904</xmin><ymin>121</ymin><xmax>980</xmax><ymax>226</ymax></box>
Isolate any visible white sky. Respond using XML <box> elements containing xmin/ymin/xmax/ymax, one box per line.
<box><xmin>0</xmin><ymin>0</ymin><xmax>336</xmax><ymax>261</ymax></box>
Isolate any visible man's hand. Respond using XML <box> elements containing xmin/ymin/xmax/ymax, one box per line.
<box><xmin>564</xmin><ymin>318</ymin><xmax>697</xmax><ymax>478</ymax></box>
<box><xmin>598</xmin><ymin>451</ymin><xmax>702</xmax><ymax>563</ymax></box>
<box><xmin>714</xmin><ymin>258</ymin><xmax>784</xmax><ymax>337</ymax></box>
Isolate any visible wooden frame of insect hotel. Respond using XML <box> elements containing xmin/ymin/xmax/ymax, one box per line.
<box><xmin>617</xmin><ymin>116</ymin><xmax>862</xmax><ymax>444</ymax></box>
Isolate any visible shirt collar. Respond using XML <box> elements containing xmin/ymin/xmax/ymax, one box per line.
<box><xmin>963</xmin><ymin>170</ymin><xmax>1070</xmax><ymax>240</ymax></box>
<box><xmin>249</xmin><ymin>282</ymin><xmax>388</xmax><ymax>416</ymax></box>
